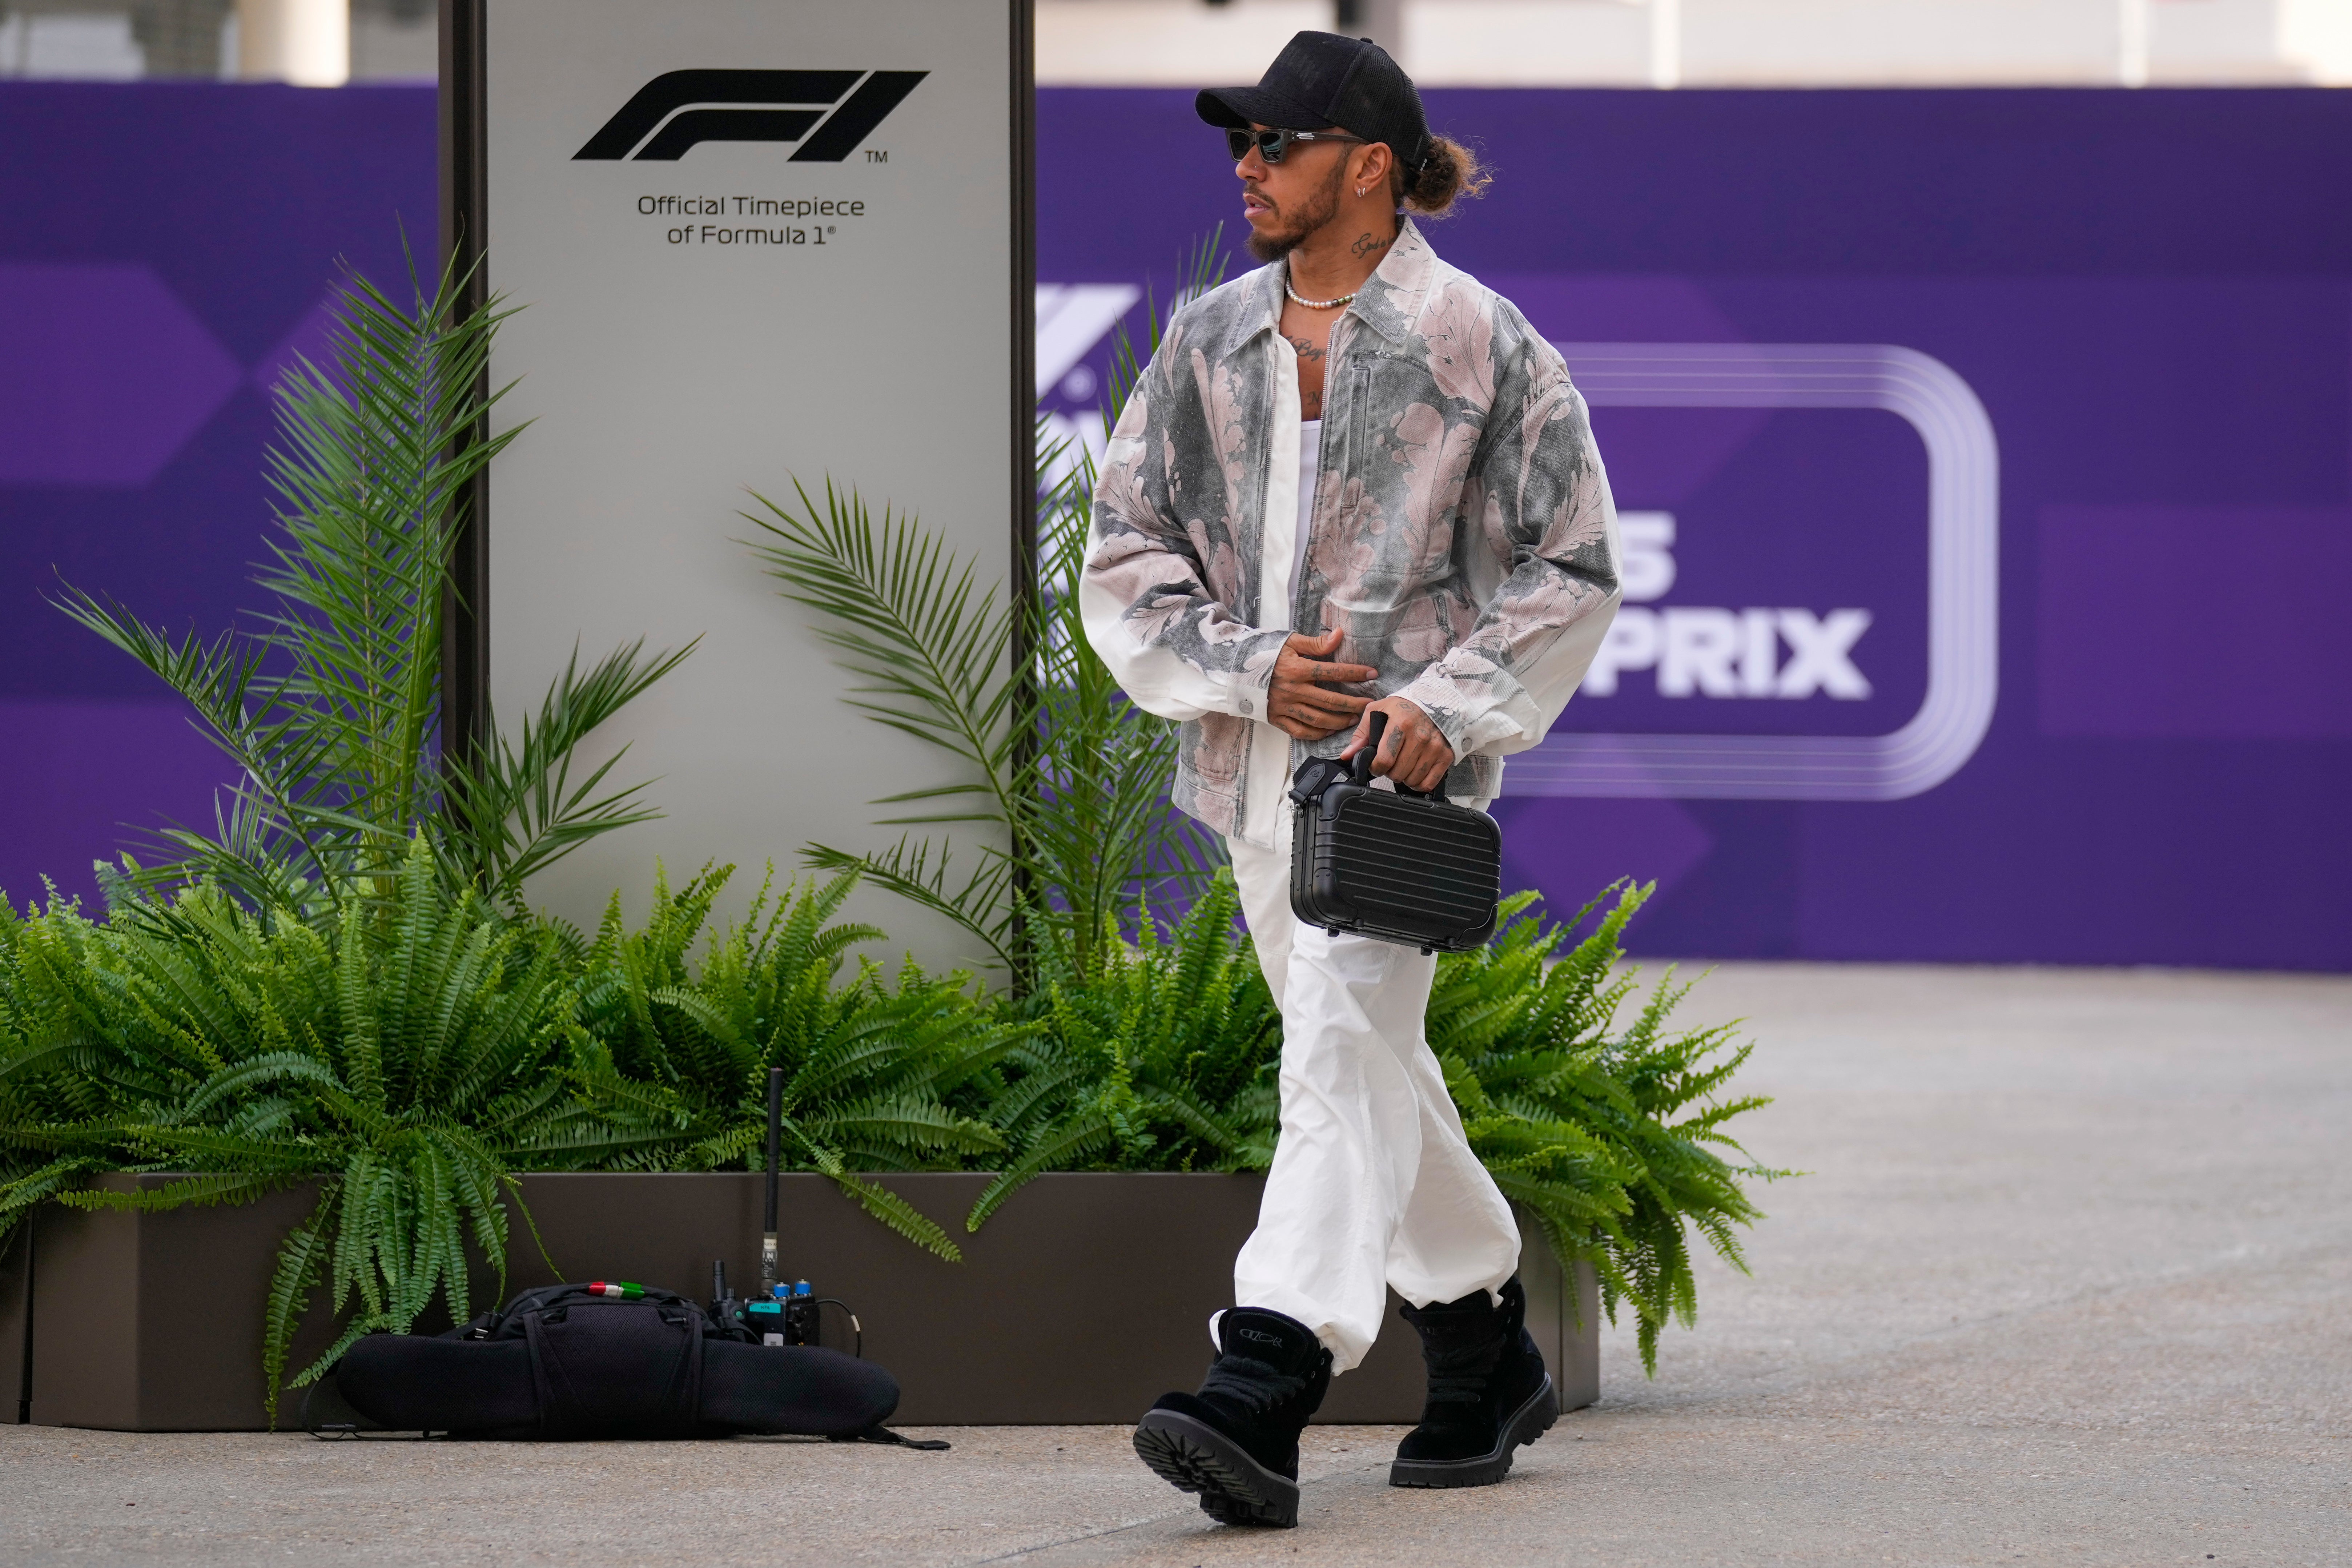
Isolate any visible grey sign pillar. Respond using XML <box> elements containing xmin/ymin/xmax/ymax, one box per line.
<box><xmin>442</xmin><ymin>0</ymin><xmax>1033</xmax><ymax>966</ymax></box>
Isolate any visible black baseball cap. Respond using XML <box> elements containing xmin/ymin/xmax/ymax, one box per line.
<box><xmin>1196</xmin><ymin>31</ymin><xmax>1430</xmax><ymax>179</ymax></box>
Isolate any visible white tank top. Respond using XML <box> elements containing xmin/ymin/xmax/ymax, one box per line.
<box><xmin>1290</xmin><ymin>418</ymin><xmax>1321</xmax><ymax>610</ymax></box>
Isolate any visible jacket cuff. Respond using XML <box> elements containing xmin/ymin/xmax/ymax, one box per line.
<box><xmin>1219</xmin><ymin>628</ymin><xmax>1290</xmax><ymax>722</ymax></box>
<box><xmin>1392</xmin><ymin>671</ymin><xmax>1480</xmax><ymax>757</ymax></box>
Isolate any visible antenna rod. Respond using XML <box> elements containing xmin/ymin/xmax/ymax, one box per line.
<box><xmin>760</xmin><ymin>1066</ymin><xmax>783</xmax><ymax>1296</ymax></box>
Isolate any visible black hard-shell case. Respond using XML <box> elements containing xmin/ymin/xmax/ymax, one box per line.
<box><xmin>1287</xmin><ymin>712</ymin><xmax>1501</xmax><ymax>954</ymax></box>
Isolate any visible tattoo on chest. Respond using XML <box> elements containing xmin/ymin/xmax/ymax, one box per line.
<box><xmin>1288</xmin><ymin>335</ymin><xmax>1327</xmax><ymax>419</ymax></box>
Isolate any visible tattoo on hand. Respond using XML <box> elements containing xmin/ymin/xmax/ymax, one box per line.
<box><xmin>1350</xmin><ymin>231</ymin><xmax>1392</xmax><ymax>260</ymax></box>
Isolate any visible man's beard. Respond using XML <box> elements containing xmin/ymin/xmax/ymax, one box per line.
<box><xmin>1244</xmin><ymin>161</ymin><xmax>1346</xmax><ymax>262</ymax></box>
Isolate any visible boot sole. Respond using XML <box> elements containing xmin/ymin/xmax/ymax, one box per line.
<box><xmin>1132</xmin><ymin>1409</ymin><xmax>1300</xmax><ymax>1528</ymax></box>
<box><xmin>1387</xmin><ymin>1372</ymin><xmax>1561</xmax><ymax>1489</ymax></box>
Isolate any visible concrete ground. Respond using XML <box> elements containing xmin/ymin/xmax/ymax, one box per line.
<box><xmin>3</xmin><ymin>962</ymin><xmax>2347</xmax><ymax>1566</ymax></box>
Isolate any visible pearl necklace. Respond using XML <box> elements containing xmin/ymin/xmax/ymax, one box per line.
<box><xmin>1284</xmin><ymin>269</ymin><xmax>1356</xmax><ymax>311</ymax></box>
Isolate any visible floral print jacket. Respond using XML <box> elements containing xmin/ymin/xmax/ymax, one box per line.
<box><xmin>1079</xmin><ymin>220</ymin><xmax>1621</xmax><ymax>845</ymax></box>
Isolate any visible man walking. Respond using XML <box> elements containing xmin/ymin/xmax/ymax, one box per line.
<box><xmin>1079</xmin><ymin>32</ymin><xmax>1622</xmax><ymax>1528</ymax></box>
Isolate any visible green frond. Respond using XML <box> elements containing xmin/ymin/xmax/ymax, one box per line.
<box><xmin>57</xmin><ymin>1171</ymin><xmax>305</xmax><ymax>1214</ymax></box>
<box><xmin>261</xmin><ymin>1197</ymin><xmax>333</xmax><ymax>1428</ymax></box>
<box><xmin>965</xmin><ymin>1114</ymin><xmax>1114</xmax><ymax>1231</ymax></box>
<box><xmin>822</xmin><ymin>1171</ymin><xmax>964</xmax><ymax>1263</ymax></box>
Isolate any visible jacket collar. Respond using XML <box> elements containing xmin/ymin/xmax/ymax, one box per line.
<box><xmin>1348</xmin><ymin>218</ymin><xmax>1437</xmax><ymax>344</ymax></box>
<box><xmin>1217</xmin><ymin>217</ymin><xmax>1439</xmax><ymax>361</ymax></box>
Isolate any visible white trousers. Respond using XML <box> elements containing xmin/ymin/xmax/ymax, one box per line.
<box><xmin>1225</xmin><ymin>801</ymin><xmax>1521</xmax><ymax>1373</ymax></box>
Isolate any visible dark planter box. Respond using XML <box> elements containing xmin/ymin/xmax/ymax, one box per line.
<box><xmin>25</xmin><ymin>1172</ymin><xmax>1598</xmax><ymax>1431</ymax></box>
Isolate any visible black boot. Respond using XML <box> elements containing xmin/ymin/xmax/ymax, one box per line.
<box><xmin>1132</xmin><ymin>1307</ymin><xmax>1334</xmax><ymax>1528</ymax></box>
<box><xmin>1390</xmin><ymin>1274</ymin><xmax>1559</xmax><ymax>1488</ymax></box>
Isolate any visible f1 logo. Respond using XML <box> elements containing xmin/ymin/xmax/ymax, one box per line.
<box><xmin>574</xmin><ymin>69</ymin><xmax>926</xmax><ymax>162</ymax></box>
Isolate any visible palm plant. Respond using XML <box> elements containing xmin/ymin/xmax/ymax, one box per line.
<box><xmin>0</xmin><ymin>836</ymin><xmax>664</xmax><ymax>1422</ymax></box>
<box><xmin>51</xmin><ymin>253</ymin><xmax>687</xmax><ymax>920</ymax></box>
<box><xmin>566</xmin><ymin>864</ymin><xmax>1027</xmax><ymax>1260</ymax></box>
<box><xmin>742</xmin><ymin>238</ymin><xmax>1230</xmax><ymax>985</ymax></box>
<box><xmin>1427</xmin><ymin>882</ymin><xmax>1789</xmax><ymax>1372</ymax></box>
<box><xmin>961</xmin><ymin>868</ymin><xmax>1281</xmax><ymax>1231</ymax></box>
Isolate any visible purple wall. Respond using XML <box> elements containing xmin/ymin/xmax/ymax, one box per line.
<box><xmin>1040</xmin><ymin>88</ymin><xmax>2352</xmax><ymax>972</ymax></box>
<box><xmin>4</xmin><ymin>82</ymin><xmax>2348</xmax><ymax>968</ymax></box>
<box><xmin>0</xmin><ymin>83</ymin><xmax>438</xmax><ymax>913</ymax></box>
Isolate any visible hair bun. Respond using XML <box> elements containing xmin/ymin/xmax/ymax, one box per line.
<box><xmin>1394</xmin><ymin>135</ymin><xmax>1490</xmax><ymax>217</ymax></box>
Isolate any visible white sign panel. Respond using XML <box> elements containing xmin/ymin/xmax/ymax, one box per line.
<box><xmin>474</xmin><ymin>0</ymin><xmax>1024</xmax><ymax>960</ymax></box>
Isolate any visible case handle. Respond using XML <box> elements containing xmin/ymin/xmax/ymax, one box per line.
<box><xmin>1347</xmin><ymin>710</ymin><xmax>1388</xmax><ymax>787</ymax></box>
<box><xmin>1348</xmin><ymin>708</ymin><xmax>1452</xmax><ymax>804</ymax></box>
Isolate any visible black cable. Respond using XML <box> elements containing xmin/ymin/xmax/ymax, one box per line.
<box><xmin>761</xmin><ymin>1067</ymin><xmax>783</xmax><ymax>1296</ymax></box>
<box><xmin>300</xmin><ymin>1380</ymin><xmax>356</xmax><ymax>1440</ymax></box>
<box><xmin>828</xmin><ymin>1425</ymin><xmax>949</xmax><ymax>1451</ymax></box>
<box><xmin>811</xmin><ymin>1298</ymin><xmax>861</xmax><ymax>1359</ymax></box>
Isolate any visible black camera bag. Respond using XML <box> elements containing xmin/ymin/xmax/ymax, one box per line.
<box><xmin>333</xmin><ymin>1282</ymin><xmax>902</xmax><ymax>1441</ymax></box>
<box><xmin>1288</xmin><ymin>712</ymin><xmax>1502</xmax><ymax>954</ymax></box>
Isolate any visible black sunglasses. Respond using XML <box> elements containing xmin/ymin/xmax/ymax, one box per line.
<box><xmin>1226</xmin><ymin>127</ymin><xmax>1366</xmax><ymax>165</ymax></box>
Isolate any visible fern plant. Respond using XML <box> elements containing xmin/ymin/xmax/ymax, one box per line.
<box><xmin>51</xmin><ymin>251</ymin><xmax>687</xmax><ymax>920</ymax></box>
<box><xmin>742</xmin><ymin>237</ymin><xmax>1231</xmax><ymax>985</ymax></box>
<box><xmin>937</xmin><ymin>877</ymin><xmax>1784</xmax><ymax>1370</ymax></box>
<box><xmin>0</xmin><ymin>878</ymin><xmax>132</xmax><ymax>1244</ymax></box>
<box><xmin>0</xmin><ymin>836</ymin><xmax>663</xmax><ymax>1422</ymax></box>
<box><xmin>566</xmin><ymin>864</ymin><xmax>1027</xmax><ymax>1261</ymax></box>
<box><xmin>960</xmin><ymin>868</ymin><xmax>1282</xmax><ymax>1231</ymax></box>
<box><xmin>1428</xmin><ymin>881</ymin><xmax>1789</xmax><ymax>1372</ymax></box>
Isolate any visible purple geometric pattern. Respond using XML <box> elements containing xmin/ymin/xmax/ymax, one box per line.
<box><xmin>249</xmin><ymin>292</ymin><xmax>342</xmax><ymax>399</ymax></box>
<box><xmin>0</xmin><ymin>80</ymin><xmax>439</xmax><ymax>904</ymax></box>
<box><xmin>0</xmin><ymin>264</ymin><xmax>241</xmax><ymax>487</ymax></box>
